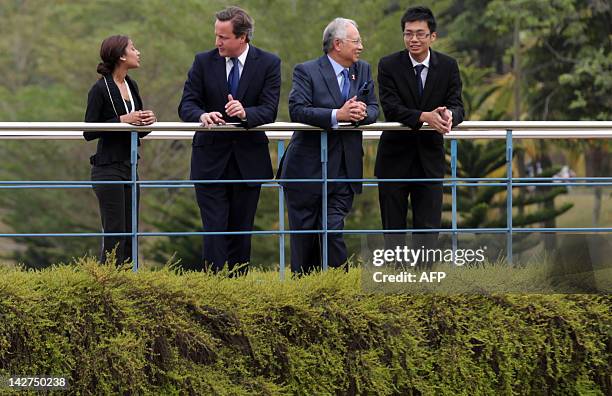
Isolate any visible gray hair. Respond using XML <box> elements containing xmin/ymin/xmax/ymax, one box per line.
<box><xmin>322</xmin><ymin>18</ymin><xmax>358</xmax><ymax>53</ymax></box>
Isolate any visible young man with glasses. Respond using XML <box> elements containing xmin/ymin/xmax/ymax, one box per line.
<box><xmin>375</xmin><ymin>6</ymin><xmax>464</xmax><ymax>259</ymax></box>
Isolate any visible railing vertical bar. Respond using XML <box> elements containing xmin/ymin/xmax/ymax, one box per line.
<box><xmin>451</xmin><ymin>139</ymin><xmax>458</xmax><ymax>261</ymax></box>
<box><xmin>277</xmin><ymin>140</ymin><xmax>286</xmax><ymax>281</ymax></box>
<box><xmin>506</xmin><ymin>129</ymin><xmax>513</xmax><ymax>265</ymax></box>
<box><xmin>130</xmin><ymin>131</ymin><xmax>139</xmax><ymax>272</ymax></box>
<box><xmin>321</xmin><ymin>131</ymin><xmax>328</xmax><ymax>271</ymax></box>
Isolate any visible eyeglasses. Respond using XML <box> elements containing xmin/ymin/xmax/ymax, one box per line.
<box><xmin>403</xmin><ymin>31</ymin><xmax>430</xmax><ymax>40</ymax></box>
<box><xmin>342</xmin><ymin>38</ymin><xmax>363</xmax><ymax>45</ymax></box>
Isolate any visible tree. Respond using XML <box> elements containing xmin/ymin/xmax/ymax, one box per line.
<box><xmin>0</xmin><ymin>0</ymin><xmax>605</xmax><ymax>268</ymax></box>
<box><xmin>442</xmin><ymin>139</ymin><xmax>573</xmax><ymax>253</ymax></box>
<box><xmin>439</xmin><ymin>62</ymin><xmax>574</xmax><ymax>255</ymax></box>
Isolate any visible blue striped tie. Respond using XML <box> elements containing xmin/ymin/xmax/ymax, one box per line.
<box><xmin>341</xmin><ymin>69</ymin><xmax>350</xmax><ymax>101</ymax></box>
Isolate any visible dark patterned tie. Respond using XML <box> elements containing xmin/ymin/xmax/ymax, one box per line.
<box><xmin>341</xmin><ymin>68</ymin><xmax>350</xmax><ymax>101</ymax></box>
<box><xmin>414</xmin><ymin>64</ymin><xmax>425</xmax><ymax>98</ymax></box>
<box><xmin>228</xmin><ymin>57</ymin><xmax>239</xmax><ymax>97</ymax></box>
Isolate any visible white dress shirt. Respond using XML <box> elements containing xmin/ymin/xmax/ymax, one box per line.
<box><xmin>225</xmin><ymin>44</ymin><xmax>250</xmax><ymax>79</ymax></box>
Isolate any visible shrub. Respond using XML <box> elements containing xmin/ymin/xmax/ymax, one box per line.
<box><xmin>0</xmin><ymin>260</ymin><xmax>610</xmax><ymax>395</ymax></box>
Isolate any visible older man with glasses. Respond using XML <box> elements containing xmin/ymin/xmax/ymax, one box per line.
<box><xmin>278</xmin><ymin>17</ymin><xmax>379</xmax><ymax>275</ymax></box>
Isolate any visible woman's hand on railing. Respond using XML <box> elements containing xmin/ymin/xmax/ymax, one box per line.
<box><xmin>139</xmin><ymin>110</ymin><xmax>156</xmax><ymax>125</ymax></box>
<box><xmin>120</xmin><ymin>110</ymin><xmax>157</xmax><ymax>126</ymax></box>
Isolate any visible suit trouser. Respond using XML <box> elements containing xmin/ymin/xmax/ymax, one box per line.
<box><xmin>91</xmin><ymin>162</ymin><xmax>138</xmax><ymax>266</ymax></box>
<box><xmin>378</xmin><ymin>166</ymin><xmax>443</xmax><ymax>262</ymax></box>
<box><xmin>285</xmin><ymin>178</ymin><xmax>354</xmax><ymax>275</ymax></box>
<box><xmin>194</xmin><ymin>153</ymin><xmax>261</xmax><ymax>274</ymax></box>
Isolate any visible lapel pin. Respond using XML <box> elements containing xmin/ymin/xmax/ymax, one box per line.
<box><xmin>351</xmin><ymin>74</ymin><xmax>356</xmax><ymax>80</ymax></box>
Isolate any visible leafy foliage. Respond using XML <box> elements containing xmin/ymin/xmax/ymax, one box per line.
<box><xmin>0</xmin><ymin>261</ymin><xmax>610</xmax><ymax>394</ymax></box>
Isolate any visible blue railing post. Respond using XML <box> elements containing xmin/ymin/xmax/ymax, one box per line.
<box><xmin>451</xmin><ymin>139</ymin><xmax>458</xmax><ymax>261</ymax></box>
<box><xmin>321</xmin><ymin>131</ymin><xmax>328</xmax><ymax>271</ymax></box>
<box><xmin>506</xmin><ymin>129</ymin><xmax>513</xmax><ymax>265</ymax></box>
<box><xmin>277</xmin><ymin>140</ymin><xmax>286</xmax><ymax>280</ymax></box>
<box><xmin>130</xmin><ymin>131</ymin><xmax>139</xmax><ymax>271</ymax></box>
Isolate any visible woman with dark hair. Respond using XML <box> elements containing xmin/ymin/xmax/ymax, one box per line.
<box><xmin>84</xmin><ymin>35</ymin><xmax>156</xmax><ymax>265</ymax></box>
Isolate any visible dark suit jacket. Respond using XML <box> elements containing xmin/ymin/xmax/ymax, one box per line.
<box><xmin>84</xmin><ymin>74</ymin><xmax>149</xmax><ymax>166</ymax></box>
<box><xmin>375</xmin><ymin>49</ymin><xmax>464</xmax><ymax>179</ymax></box>
<box><xmin>279</xmin><ymin>55</ymin><xmax>379</xmax><ymax>194</ymax></box>
<box><xmin>178</xmin><ymin>45</ymin><xmax>281</xmax><ymax>182</ymax></box>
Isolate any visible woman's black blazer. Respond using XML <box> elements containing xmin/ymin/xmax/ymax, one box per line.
<box><xmin>84</xmin><ymin>74</ymin><xmax>149</xmax><ymax>166</ymax></box>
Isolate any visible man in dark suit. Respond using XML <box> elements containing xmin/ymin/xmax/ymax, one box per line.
<box><xmin>375</xmin><ymin>6</ymin><xmax>464</xmax><ymax>256</ymax></box>
<box><xmin>279</xmin><ymin>18</ymin><xmax>379</xmax><ymax>275</ymax></box>
<box><xmin>178</xmin><ymin>6</ymin><xmax>281</xmax><ymax>273</ymax></box>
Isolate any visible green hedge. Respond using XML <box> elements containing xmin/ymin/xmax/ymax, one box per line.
<box><xmin>0</xmin><ymin>260</ymin><xmax>610</xmax><ymax>395</ymax></box>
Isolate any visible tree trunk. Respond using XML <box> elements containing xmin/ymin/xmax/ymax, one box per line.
<box><xmin>513</xmin><ymin>18</ymin><xmax>521</xmax><ymax>121</ymax></box>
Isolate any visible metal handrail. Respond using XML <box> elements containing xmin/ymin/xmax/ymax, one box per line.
<box><xmin>1</xmin><ymin>120</ymin><xmax>612</xmax><ymax>130</ymax></box>
<box><xmin>0</xmin><ymin>121</ymin><xmax>610</xmax><ymax>276</ymax></box>
<box><xmin>1</xmin><ymin>121</ymin><xmax>611</xmax><ymax>138</ymax></box>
